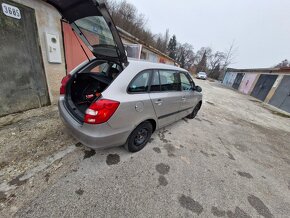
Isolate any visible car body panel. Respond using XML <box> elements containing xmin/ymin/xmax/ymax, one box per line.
<box><xmin>149</xmin><ymin>91</ymin><xmax>184</xmax><ymax>128</ymax></box>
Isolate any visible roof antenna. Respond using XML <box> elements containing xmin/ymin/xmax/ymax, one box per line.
<box><xmin>72</xmin><ymin>28</ymin><xmax>91</xmax><ymax>62</ymax></box>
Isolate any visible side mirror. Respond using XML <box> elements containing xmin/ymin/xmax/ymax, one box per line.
<box><xmin>195</xmin><ymin>86</ymin><xmax>202</xmax><ymax>92</ymax></box>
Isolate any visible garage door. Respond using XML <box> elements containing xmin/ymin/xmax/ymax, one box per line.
<box><xmin>232</xmin><ymin>73</ymin><xmax>244</xmax><ymax>89</ymax></box>
<box><xmin>0</xmin><ymin>0</ymin><xmax>49</xmax><ymax>117</ymax></box>
<box><xmin>251</xmin><ymin>75</ymin><xmax>278</xmax><ymax>101</ymax></box>
<box><xmin>269</xmin><ymin>75</ymin><xmax>290</xmax><ymax>113</ymax></box>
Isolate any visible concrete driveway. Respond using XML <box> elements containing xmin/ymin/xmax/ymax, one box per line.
<box><xmin>0</xmin><ymin>80</ymin><xmax>290</xmax><ymax>217</ymax></box>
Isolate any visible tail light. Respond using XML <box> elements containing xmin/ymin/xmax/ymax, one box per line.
<box><xmin>60</xmin><ymin>74</ymin><xmax>71</xmax><ymax>95</ymax></box>
<box><xmin>84</xmin><ymin>99</ymin><xmax>120</xmax><ymax>124</ymax></box>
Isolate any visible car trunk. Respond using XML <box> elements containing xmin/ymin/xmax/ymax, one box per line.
<box><xmin>64</xmin><ymin>61</ymin><xmax>121</xmax><ymax>123</ymax></box>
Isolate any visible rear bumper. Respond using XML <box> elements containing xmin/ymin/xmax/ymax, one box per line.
<box><xmin>58</xmin><ymin>99</ymin><xmax>131</xmax><ymax>149</ymax></box>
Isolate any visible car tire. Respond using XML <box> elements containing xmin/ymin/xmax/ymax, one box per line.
<box><xmin>187</xmin><ymin>102</ymin><xmax>201</xmax><ymax>119</ymax></box>
<box><xmin>124</xmin><ymin>121</ymin><xmax>153</xmax><ymax>153</ymax></box>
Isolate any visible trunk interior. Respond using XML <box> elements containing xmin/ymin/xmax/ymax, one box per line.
<box><xmin>65</xmin><ymin>60</ymin><xmax>122</xmax><ymax>122</ymax></box>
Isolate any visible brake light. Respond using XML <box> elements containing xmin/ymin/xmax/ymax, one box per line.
<box><xmin>60</xmin><ymin>74</ymin><xmax>71</xmax><ymax>95</ymax></box>
<box><xmin>84</xmin><ymin>99</ymin><xmax>120</xmax><ymax>124</ymax></box>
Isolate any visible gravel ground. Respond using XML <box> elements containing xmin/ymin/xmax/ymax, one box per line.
<box><xmin>0</xmin><ymin>80</ymin><xmax>290</xmax><ymax>217</ymax></box>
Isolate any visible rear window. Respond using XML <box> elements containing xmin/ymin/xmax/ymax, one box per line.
<box><xmin>74</xmin><ymin>16</ymin><xmax>115</xmax><ymax>46</ymax></box>
<box><xmin>128</xmin><ymin>70</ymin><xmax>151</xmax><ymax>93</ymax></box>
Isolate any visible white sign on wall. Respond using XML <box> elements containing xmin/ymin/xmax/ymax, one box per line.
<box><xmin>2</xmin><ymin>3</ymin><xmax>21</xmax><ymax>20</ymax></box>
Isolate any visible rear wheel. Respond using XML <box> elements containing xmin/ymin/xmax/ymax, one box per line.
<box><xmin>187</xmin><ymin>102</ymin><xmax>201</xmax><ymax>119</ymax></box>
<box><xmin>124</xmin><ymin>121</ymin><xmax>153</xmax><ymax>152</ymax></box>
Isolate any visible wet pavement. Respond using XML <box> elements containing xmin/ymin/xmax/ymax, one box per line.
<box><xmin>0</xmin><ymin>80</ymin><xmax>290</xmax><ymax>217</ymax></box>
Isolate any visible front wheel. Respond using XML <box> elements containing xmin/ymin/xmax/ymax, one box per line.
<box><xmin>124</xmin><ymin>121</ymin><xmax>153</xmax><ymax>152</ymax></box>
<box><xmin>187</xmin><ymin>102</ymin><xmax>201</xmax><ymax>119</ymax></box>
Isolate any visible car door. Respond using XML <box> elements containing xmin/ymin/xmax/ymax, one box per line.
<box><xmin>149</xmin><ymin>70</ymin><xmax>183</xmax><ymax>128</ymax></box>
<box><xmin>177</xmin><ymin>72</ymin><xmax>199</xmax><ymax>119</ymax></box>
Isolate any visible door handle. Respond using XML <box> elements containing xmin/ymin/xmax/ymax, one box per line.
<box><xmin>154</xmin><ymin>99</ymin><xmax>163</xmax><ymax>105</ymax></box>
<box><xmin>181</xmin><ymin>97</ymin><xmax>186</xmax><ymax>101</ymax></box>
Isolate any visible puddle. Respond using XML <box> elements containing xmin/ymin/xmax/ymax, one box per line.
<box><xmin>83</xmin><ymin>149</ymin><xmax>96</xmax><ymax>159</ymax></box>
<box><xmin>178</xmin><ymin>194</ymin><xmax>203</xmax><ymax>215</ymax></box>
<box><xmin>158</xmin><ymin>175</ymin><xmax>168</xmax><ymax>186</ymax></box>
<box><xmin>211</xmin><ymin>206</ymin><xmax>226</xmax><ymax>217</ymax></box>
<box><xmin>75</xmin><ymin>188</ymin><xmax>84</xmax><ymax>196</ymax></box>
<box><xmin>153</xmin><ymin>147</ymin><xmax>161</xmax><ymax>153</ymax></box>
<box><xmin>227</xmin><ymin>207</ymin><xmax>251</xmax><ymax>218</ymax></box>
<box><xmin>155</xmin><ymin>163</ymin><xmax>170</xmax><ymax>175</ymax></box>
<box><xmin>106</xmin><ymin>154</ymin><xmax>120</xmax><ymax>165</ymax></box>
<box><xmin>164</xmin><ymin>144</ymin><xmax>176</xmax><ymax>157</ymax></box>
<box><xmin>237</xmin><ymin>171</ymin><xmax>253</xmax><ymax>179</ymax></box>
<box><xmin>248</xmin><ymin>194</ymin><xmax>273</xmax><ymax>218</ymax></box>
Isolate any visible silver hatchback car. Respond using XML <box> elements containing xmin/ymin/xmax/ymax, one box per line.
<box><xmin>48</xmin><ymin>0</ymin><xmax>203</xmax><ymax>152</ymax></box>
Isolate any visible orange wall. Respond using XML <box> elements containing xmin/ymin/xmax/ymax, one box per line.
<box><xmin>62</xmin><ymin>22</ymin><xmax>94</xmax><ymax>73</ymax></box>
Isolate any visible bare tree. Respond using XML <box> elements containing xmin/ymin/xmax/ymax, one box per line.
<box><xmin>176</xmin><ymin>43</ymin><xmax>195</xmax><ymax>70</ymax></box>
<box><xmin>218</xmin><ymin>40</ymin><xmax>238</xmax><ymax>80</ymax></box>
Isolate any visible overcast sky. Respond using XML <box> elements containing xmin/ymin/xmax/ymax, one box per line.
<box><xmin>121</xmin><ymin>0</ymin><xmax>290</xmax><ymax>68</ymax></box>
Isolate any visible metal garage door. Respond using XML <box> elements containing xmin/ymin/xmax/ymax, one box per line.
<box><xmin>251</xmin><ymin>74</ymin><xmax>278</xmax><ymax>101</ymax></box>
<box><xmin>269</xmin><ymin>75</ymin><xmax>290</xmax><ymax>113</ymax></box>
<box><xmin>232</xmin><ymin>73</ymin><xmax>244</xmax><ymax>89</ymax></box>
<box><xmin>0</xmin><ymin>0</ymin><xmax>50</xmax><ymax>117</ymax></box>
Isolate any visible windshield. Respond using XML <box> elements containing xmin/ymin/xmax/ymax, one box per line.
<box><xmin>74</xmin><ymin>16</ymin><xmax>115</xmax><ymax>47</ymax></box>
<box><xmin>199</xmin><ymin>72</ymin><xmax>206</xmax><ymax>75</ymax></box>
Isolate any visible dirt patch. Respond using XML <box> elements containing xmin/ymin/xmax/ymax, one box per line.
<box><xmin>178</xmin><ymin>194</ymin><xmax>203</xmax><ymax>215</ymax></box>
<box><xmin>0</xmin><ymin>105</ymin><xmax>77</xmax><ymax>183</ymax></box>
<box><xmin>8</xmin><ymin>173</ymin><xmax>28</xmax><ymax>186</ymax></box>
<box><xmin>155</xmin><ymin>163</ymin><xmax>170</xmax><ymax>175</ymax></box>
<box><xmin>0</xmin><ymin>192</ymin><xmax>7</xmax><ymax>203</ymax></box>
<box><xmin>106</xmin><ymin>154</ymin><xmax>120</xmax><ymax>166</ymax></box>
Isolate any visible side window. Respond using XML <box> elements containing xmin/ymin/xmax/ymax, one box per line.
<box><xmin>159</xmin><ymin>70</ymin><xmax>180</xmax><ymax>91</ymax></box>
<box><xmin>150</xmin><ymin>70</ymin><xmax>161</xmax><ymax>92</ymax></box>
<box><xmin>128</xmin><ymin>70</ymin><xmax>151</xmax><ymax>93</ymax></box>
<box><xmin>180</xmin><ymin>73</ymin><xmax>192</xmax><ymax>91</ymax></box>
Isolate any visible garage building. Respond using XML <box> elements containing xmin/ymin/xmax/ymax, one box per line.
<box><xmin>0</xmin><ymin>0</ymin><xmax>175</xmax><ymax>117</ymax></box>
<box><xmin>223</xmin><ymin>68</ymin><xmax>290</xmax><ymax>113</ymax></box>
